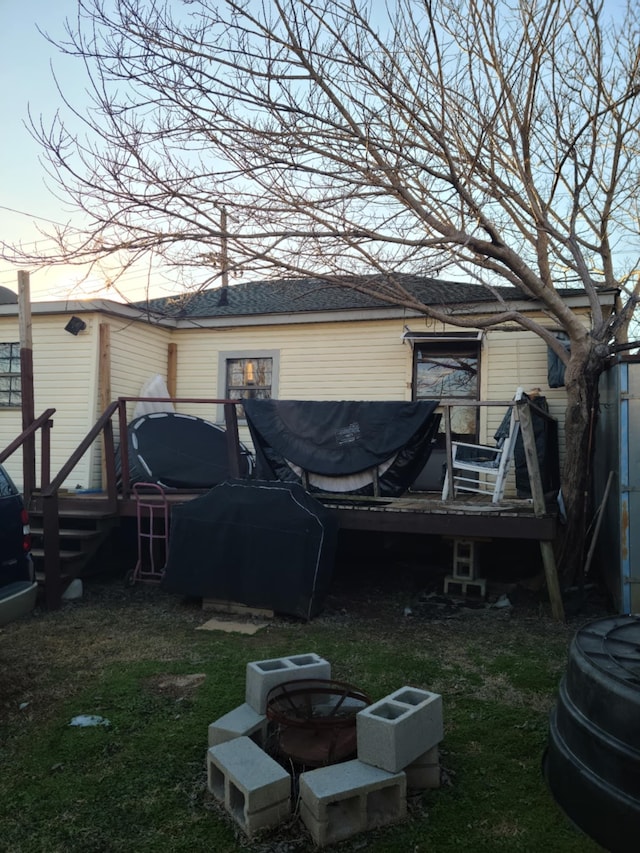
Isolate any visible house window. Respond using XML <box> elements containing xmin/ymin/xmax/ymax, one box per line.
<box><xmin>0</xmin><ymin>342</ymin><xmax>21</xmax><ymax>407</ymax></box>
<box><xmin>413</xmin><ymin>340</ymin><xmax>480</xmax><ymax>439</ymax></box>
<box><xmin>226</xmin><ymin>357</ymin><xmax>273</xmax><ymax>403</ymax></box>
<box><xmin>218</xmin><ymin>350</ymin><xmax>280</xmax><ymax>421</ymax></box>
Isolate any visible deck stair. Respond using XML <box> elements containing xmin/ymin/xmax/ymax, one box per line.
<box><xmin>28</xmin><ymin>497</ymin><xmax>120</xmax><ymax>590</ymax></box>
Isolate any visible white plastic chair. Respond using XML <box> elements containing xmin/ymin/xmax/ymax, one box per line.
<box><xmin>442</xmin><ymin>388</ymin><xmax>524</xmax><ymax>503</ymax></box>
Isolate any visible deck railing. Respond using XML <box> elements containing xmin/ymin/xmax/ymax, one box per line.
<box><xmin>0</xmin><ymin>408</ymin><xmax>56</xmax><ymax>504</ymax></box>
<box><xmin>35</xmin><ymin>398</ymin><xmax>242</xmax><ymax>609</ymax></box>
<box><xmin>438</xmin><ymin>393</ymin><xmax>558</xmax><ymax>516</ymax></box>
<box><xmin>4</xmin><ymin>395</ymin><xmax>561</xmax><ymax>617</ymax></box>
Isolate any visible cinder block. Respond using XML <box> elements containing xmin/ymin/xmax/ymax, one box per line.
<box><xmin>405</xmin><ymin>745</ymin><xmax>440</xmax><ymax>790</ymax></box>
<box><xmin>245</xmin><ymin>652</ymin><xmax>331</xmax><ymax>714</ymax></box>
<box><xmin>299</xmin><ymin>759</ymin><xmax>406</xmax><ymax>847</ymax></box>
<box><xmin>357</xmin><ymin>686</ymin><xmax>443</xmax><ymax>773</ymax></box>
<box><xmin>452</xmin><ymin>538</ymin><xmax>478</xmax><ymax>580</ymax></box>
<box><xmin>444</xmin><ymin>576</ymin><xmax>486</xmax><ymax>597</ymax></box>
<box><xmin>208</xmin><ymin>702</ymin><xmax>267</xmax><ymax>747</ymax></box>
<box><xmin>206</xmin><ymin>736</ymin><xmax>291</xmax><ymax>836</ymax></box>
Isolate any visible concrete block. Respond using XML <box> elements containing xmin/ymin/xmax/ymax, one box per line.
<box><xmin>208</xmin><ymin>702</ymin><xmax>267</xmax><ymax>747</ymax></box>
<box><xmin>405</xmin><ymin>745</ymin><xmax>441</xmax><ymax>790</ymax></box>
<box><xmin>452</xmin><ymin>538</ymin><xmax>478</xmax><ymax>580</ymax></box>
<box><xmin>245</xmin><ymin>652</ymin><xmax>331</xmax><ymax>714</ymax></box>
<box><xmin>444</xmin><ymin>576</ymin><xmax>486</xmax><ymax>598</ymax></box>
<box><xmin>357</xmin><ymin>686</ymin><xmax>443</xmax><ymax>773</ymax></box>
<box><xmin>299</xmin><ymin>759</ymin><xmax>406</xmax><ymax>847</ymax></box>
<box><xmin>206</xmin><ymin>736</ymin><xmax>291</xmax><ymax>836</ymax></box>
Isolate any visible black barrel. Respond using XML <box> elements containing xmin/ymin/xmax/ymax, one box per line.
<box><xmin>545</xmin><ymin>615</ymin><xmax>640</xmax><ymax>852</ymax></box>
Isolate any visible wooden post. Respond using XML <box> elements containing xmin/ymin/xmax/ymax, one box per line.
<box><xmin>118</xmin><ymin>399</ymin><xmax>131</xmax><ymax>497</ymax></box>
<box><xmin>540</xmin><ymin>540</ymin><xmax>565</xmax><ymax>622</ymax></box>
<box><xmin>517</xmin><ymin>397</ymin><xmax>565</xmax><ymax>621</ymax></box>
<box><xmin>43</xmin><ymin>491</ymin><xmax>61</xmax><ymax>610</ymax></box>
<box><xmin>443</xmin><ymin>405</ymin><xmax>454</xmax><ymax>500</ymax></box>
<box><xmin>223</xmin><ymin>402</ymin><xmax>242</xmax><ymax>478</ymax></box>
<box><xmin>167</xmin><ymin>343</ymin><xmax>177</xmax><ymax>398</ymax></box>
<box><xmin>516</xmin><ymin>399</ymin><xmax>546</xmax><ymax>516</ymax></box>
<box><xmin>99</xmin><ymin>324</ymin><xmax>111</xmax><ymax>490</ymax></box>
<box><xmin>18</xmin><ymin>271</ymin><xmax>35</xmax><ymax>502</ymax></box>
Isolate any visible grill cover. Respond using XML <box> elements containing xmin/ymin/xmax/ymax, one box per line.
<box><xmin>124</xmin><ymin>412</ymin><xmax>252</xmax><ymax>489</ymax></box>
<box><xmin>162</xmin><ymin>480</ymin><xmax>337</xmax><ymax>620</ymax></box>
<box><xmin>242</xmin><ymin>399</ymin><xmax>440</xmax><ymax>496</ymax></box>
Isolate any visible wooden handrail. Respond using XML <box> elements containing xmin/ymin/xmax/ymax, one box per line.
<box><xmin>39</xmin><ymin>397</ymin><xmax>243</xmax><ymax>609</ymax></box>
<box><xmin>0</xmin><ymin>408</ymin><xmax>56</xmax><ymax>466</ymax></box>
<box><xmin>41</xmin><ymin>401</ymin><xmax>120</xmax><ymax>497</ymax></box>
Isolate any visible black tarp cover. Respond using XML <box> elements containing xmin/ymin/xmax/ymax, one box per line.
<box><xmin>242</xmin><ymin>399</ymin><xmax>440</xmax><ymax>496</ymax></box>
<box><xmin>125</xmin><ymin>412</ymin><xmax>252</xmax><ymax>489</ymax></box>
<box><xmin>162</xmin><ymin>480</ymin><xmax>337</xmax><ymax>620</ymax></box>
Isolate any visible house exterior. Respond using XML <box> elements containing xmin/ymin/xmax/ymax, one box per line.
<box><xmin>0</xmin><ymin>276</ymin><xmax>616</xmax><ymax>493</ymax></box>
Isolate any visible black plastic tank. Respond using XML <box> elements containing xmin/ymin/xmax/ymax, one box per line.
<box><xmin>545</xmin><ymin>615</ymin><xmax>640</xmax><ymax>852</ymax></box>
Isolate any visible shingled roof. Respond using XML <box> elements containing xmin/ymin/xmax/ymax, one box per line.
<box><xmin>136</xmin><ymin>275</ymin><xmax>580</xmax><ymax>320</ymax></box>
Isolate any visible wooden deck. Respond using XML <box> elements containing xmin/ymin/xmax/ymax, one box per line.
<box><xmin>97</xmin><ymin>488</ymin><xmax>557</xmax><ymax>540</ymax></box>
<box><xmin>320</xmin><ymin>494</ymin><xmax>557</xmax><ymax>539</ymax></box>
<box><xmin>7</xmin><ymin>395</ymin><xmax>563</xmax><ymax>617</ymax></box>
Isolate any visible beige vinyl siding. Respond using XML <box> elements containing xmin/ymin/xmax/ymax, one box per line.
<box><xmin>87</xmin><ymin>318</ymin><xmax>171</xmax><ymax>487</ymax></box>
<box><xmin>1</xmin><ymin>302</ymin><xmax>576</xmax><ymax>494</ymax></box>
<box><xmin>172</xmin><ymin>318</ymin><xmax>412</xmax><ymax>448</ymax></box>
<box><xmin>0</xmin><ymin>314</ymin><xmax>98</xmax><ymax>490</ymax></box>
<box><xmin>485</xmin><ymin>327</ymin><xmax>573</xmax><ymax>461</ymax></box>
<box><xmin>175</xmin><ymin>318</ymin><xmax>411</xmax><ymax>404</ymax></box>
<box><xmin>108</xmin><ymin>319</ymin><xmax>172</xmax><ymax>402</ymax></box>
<box><xmin>482</xmin><ymin>329</ymin><xmax>567</xmax><ymax>495</ymax></box>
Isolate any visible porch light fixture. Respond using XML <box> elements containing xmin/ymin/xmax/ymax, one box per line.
<box><xmin>64</xmin><ymin>316</ymin><xmax>87</xmax><ymax>335</ymax></box>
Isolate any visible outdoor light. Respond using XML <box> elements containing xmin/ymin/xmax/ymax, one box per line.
<box><xmin>64</xmin><ymin>316</ymin><xmax>87</xmax><ymax>335</ymax></box>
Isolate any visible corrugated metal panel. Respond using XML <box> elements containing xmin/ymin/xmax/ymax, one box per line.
<box><xmin>622</xmin><ymin>363</ymin><xmax>640</xmax><ymax>613</ymax></box>
<box><xmin>595</xmin><ymin>364</ymin><xmax>622</xmax><ymax>610</ymax></box>
<box><xmin>595</xmin><ymin>359</ymin><xmax>640</xmax><ymax>614</ymax></box>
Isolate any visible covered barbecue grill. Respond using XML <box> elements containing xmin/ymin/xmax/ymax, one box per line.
<box><xmin>162</xmin><ymin>480</ymin><xmax>337</xmax><ymax>619</ymax></box>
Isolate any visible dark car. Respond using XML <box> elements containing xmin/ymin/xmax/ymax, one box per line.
<box><xmin>0</xmin><ymin>464</ymin><xmax>36</xmax><ymax>624</ymax></box>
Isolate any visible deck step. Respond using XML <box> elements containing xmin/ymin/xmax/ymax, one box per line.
<box><xmin>31</xmin><ymin>548</ymin><xmax>86</xmax><ymax>563</ymax></box>
<box><xmin>30</xmin><ymin>527</ymin><xmax>102</xmax><ymax>541</ymax></box>
<box><xmin>35</xmin><ymin>571</ymin><xmax>73</xmax><ymax>587</ymax></box>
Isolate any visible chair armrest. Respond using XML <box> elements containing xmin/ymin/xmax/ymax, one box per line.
<box><xmin>452</xmin><ymin>441</ymin><xmax>502</xmax><ymax>468</ymax></box>
<box><xmin>452</xmin><ymin>441</ymin><xmax>500</xmax><ymax>453</ymax></box>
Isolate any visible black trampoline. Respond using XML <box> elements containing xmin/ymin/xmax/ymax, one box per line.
<box><xmin>242</xmin><ymin>399</ymin><xmax>441</xmax><ymax>496</ymax></box>
<box><xmin>122</xmin><ymin>411</ymin><xmax>253</xmax><ymax>489</ymax></box>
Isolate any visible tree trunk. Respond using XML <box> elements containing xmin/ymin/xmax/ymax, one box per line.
<box><xmin>557</xmin><ymin>342</ymin><xmax>606</xmax><ymax>587</ymax></box>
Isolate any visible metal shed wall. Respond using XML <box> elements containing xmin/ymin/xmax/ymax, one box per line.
<box><xmin>595</xmin><ymin>359</ymin><xmax>640</xmax><ymax>613</ymax></box>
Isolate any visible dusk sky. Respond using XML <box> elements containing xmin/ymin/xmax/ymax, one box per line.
<box><xmin>0</xmin><ymin>0</ymin><xmax>171</xmax><ymax>302</ymax></box>
<box><xmin>0</xmin><ymin>1</ymin><xmax>629</xmax><ymax>303</ymax></box>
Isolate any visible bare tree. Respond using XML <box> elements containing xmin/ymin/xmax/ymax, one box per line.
<box><xmin>5</xmin><ymin>0</ymin><xmax>640</xmax><ymax>583</ymax></box>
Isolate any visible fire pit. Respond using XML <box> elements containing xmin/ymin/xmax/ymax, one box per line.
<box><xmin>266</xmin><ymin>678</ymin><xmax>371</xmax><ymax>768</ymax></box>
